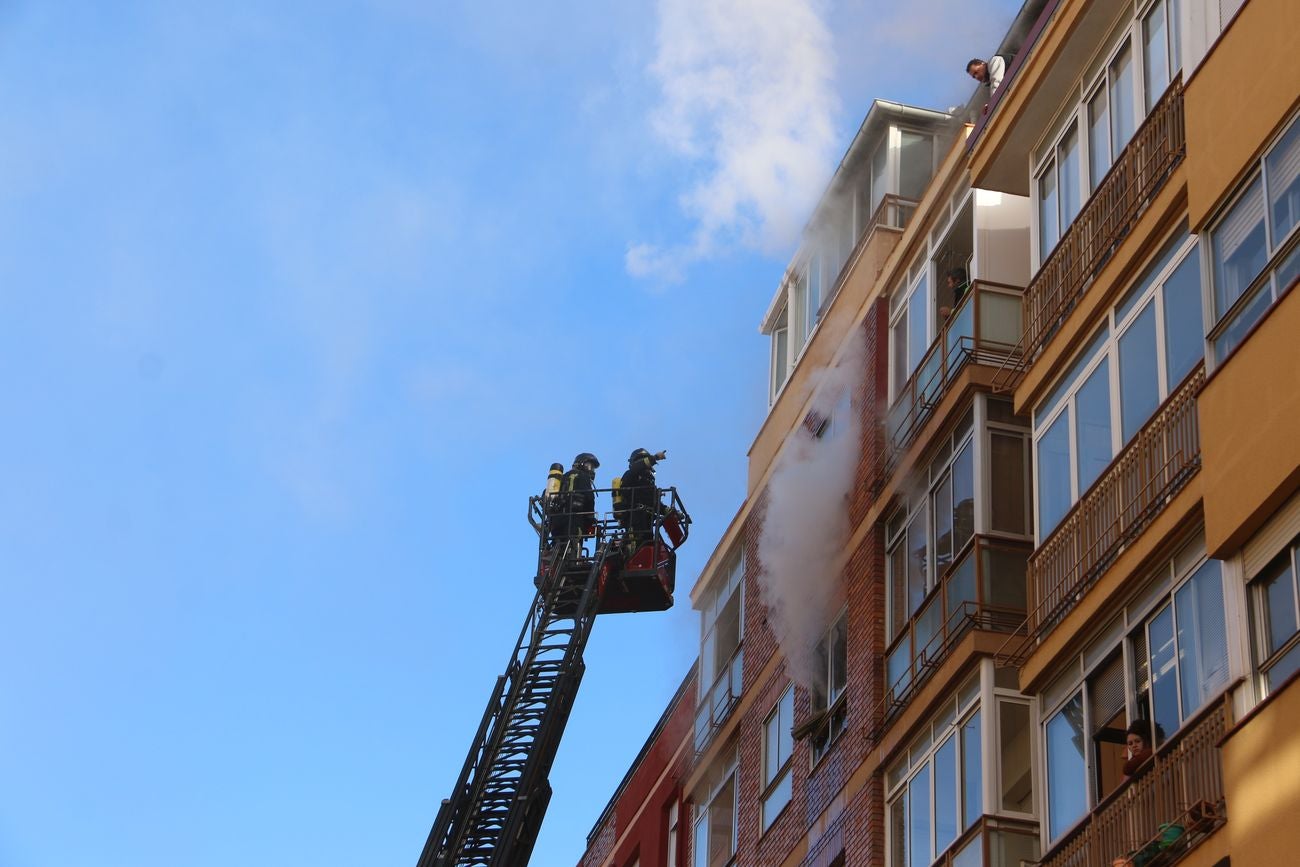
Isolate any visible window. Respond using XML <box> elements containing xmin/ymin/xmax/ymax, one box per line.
<box><xmin>770</xmin><ymin>311</ymin><xmax>789</xmax><ymax>402</ymax></box>
<box><xmin>887</xmin><ymin>416</ymin><xmax>975</xmax><ymax>641</ymax></box>
<box><xmin>667</xmin><ymin>800</ymin><xmax>680</xmax><ymax>867</ymax></box>
<box><xmin>887</xmin><ymin>673</ymin><xmax>997</xmax><ymax>867</ymax></box>
<box><xmin>1033</xmin><ymin>231</ymin><xmax>1202</xmax><ymax>538</ymax></box>
<box><xmin>1040</xmin><ymin>541</ymin><xmax>1232</xmax><ymax>844</ymax></box>
<box><xmin>693</xmin><ymin>760</ymin><xmax>737</xmax><ymax>867</ymax></box>
<box><xmin>1250</xmin><ymin>536</ymin><xmax>1300</xmax><ymax>694</ymax></box>
<box><xmin>1033</xmin><ymin>0</ymin><xmax>1182</xmax><ymax>261</ymax></box>
<box><xmin>809</xmin><ymin>612</ymin><xmax>848</xmax><ymax>763</ymax></box>
<box><xmin>889</xmin><ymin>270</ymin><xmax>932</xmax><ymax>400</ymax></box>
<box><xmin>695</xmin><ymin>554</ymin><xmax>745</xmax><ymax>751</ymax></box>
<box><xmin>762</xmin><ymin>688</ymin><xmax>795</xmax><ymax>831</ymax></box>
<box><xmin>899</xmin><ymin>130</ymin><xmax>936</xmax><ymax>201</ymax></box>
<box><xmin>806</xmin><ymin>255</ymin><xmax>823</xmax><ymax>340</ymax></box>
<box><xmin>1209</xmin><ymin>110</ymin><xmax>1300</xmax><ymax>360</ymax></box>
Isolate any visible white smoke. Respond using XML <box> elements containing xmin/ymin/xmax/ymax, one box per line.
<box><xmin>629</xmin><ymin>0</ymin><xmax>840</xmax><ymax>281</ymax></box>
<box><xmin>757</xmin><ymin>331</ymin><xmax>864</xmax><ymax>687</ymax></box>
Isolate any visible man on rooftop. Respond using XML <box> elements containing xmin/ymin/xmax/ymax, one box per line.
<box><xmin>967</xmin><ymin>55</ymin><xmax>1007</xmax><ymax>93</ymax></box>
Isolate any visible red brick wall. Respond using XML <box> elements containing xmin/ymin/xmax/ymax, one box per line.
<box><xmin>577</xmin><ymin>668</ymin><xmax>696</xmax><ymax>867</ymax></box>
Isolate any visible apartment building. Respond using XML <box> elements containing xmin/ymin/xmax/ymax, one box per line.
<box><xmin>579</xmin><ymin>0</ymin><xmax>1300</xmax><ymax>864</ymax></box>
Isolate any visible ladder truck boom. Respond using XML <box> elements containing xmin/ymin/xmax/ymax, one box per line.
<box><xmin>417</xmin><ymin>487</ymin><xmax>690</xmax><ymax>867</ymax></box>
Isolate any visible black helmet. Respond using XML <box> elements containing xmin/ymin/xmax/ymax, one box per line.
<box><xmin>573</xmin><ymin>452</ymin><xmax>600</xmax><ymax>470</ymax></box>
<box><xmin>629</xmin><ymin>448</ymin><xmax>651</xmax><ymax>465</ymax></box>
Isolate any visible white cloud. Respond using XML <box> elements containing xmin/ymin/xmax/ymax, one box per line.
<box><xmin>629</xmin><ymin>0</ymin><xmax>839</xmax><ymax>280</ymax></box>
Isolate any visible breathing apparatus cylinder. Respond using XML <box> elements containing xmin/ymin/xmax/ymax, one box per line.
<box><xmin>544</xmin><ymin>462</ymin><xmax>564</xmax><ymax>512</ymax></box>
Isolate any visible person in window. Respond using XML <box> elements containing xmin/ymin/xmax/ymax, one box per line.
<box><xmin>620</xmin><ymin>448</ymin><xmax>668</xmax><ymax>547</ymax></box>
<box><xmin>1121</xmin><ymin>719</ymin><xmax>1156</xmax><ymax>781</ymax></box>
<box><xmin>939</xmin><ymin>267</ymin><xmax>970</xmax><ymax>320</ymax></box>
<box><xmin>552</xmin><ymin>452</ymin><xmax>600</xmax><ymax>554</ymax></box>
<box><xmin>967</xmin><ymin>56</ymin><xmax>1009</xmax><ymax>113</ymax></box>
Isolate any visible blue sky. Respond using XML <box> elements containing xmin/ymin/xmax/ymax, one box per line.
<box><xmin>0</xmin><ymin>2</ymin><xmax>1018</xmax><ymax>864</ymax></box>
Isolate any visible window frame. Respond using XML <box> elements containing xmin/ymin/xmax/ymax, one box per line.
<box><xmin>810</xmin><ymin>610</ymin><xmax>849</xmax><ymax>766</ymax></box>
<box><xmin>1030</xmin><ymin>230</ymin><xmax>1200</xmax><ymax>541</ymax></box>
<box><xmin>692</xmin><ymin>756</ymin><xmax>738</xmax><ymax>867</ymax></box>
<box><xmin>1205</xmin><ymin>108</ymin><xmax>1300</xmax><ymax>366</ymax></box>
<box><xmin>1248</xmin><ymin>536</ymin><xmax>1300</xmax><ymax>697</ymax></box>
<box><xmin>761</xmin><ymin>687</ymin><xmax>796</xmax><ymax>832</ymax></box>
<box><xmin>1029</xmin><ymin>0</ymin><xmax>1183</xmax><ymax>267</ymax></box>
<box><xmin>1036</xmin><ymin>536</ymin><xmax>1233</xmax><ymax>847</ymax></box>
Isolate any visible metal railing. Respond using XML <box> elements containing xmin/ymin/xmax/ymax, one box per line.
<box><xmin>870</xmin><ymin>536</ymin><xmax>1031</xmax><ymax>741</ymax></box>
<box><xmin>694</xmin><ymin>644</ymin><xmax>744</xmax><ymax>754</ymax></box>
<box><xmin>995</xmin><ymin>77</ymin><xmax>1186</xmax><ymax>392</ymax></box>
<box><xmin>1028</xmin><ymin>365</ymin><xmax>1204</xmax><ymax>638</ymax></box>
<box><xmin>864</xmin><ymin>194</ymin><xmax>919</xmax><ymax>240</ymax></box>
<box><xmin>1035</xmin><ymin>695</ymin><xmax>1229</xmax><ymax>867</ymax></box>
<box><xmin>885</xmin><ymin>280</ymin><xmax>1025</xmax><ymax>467</ymax></box>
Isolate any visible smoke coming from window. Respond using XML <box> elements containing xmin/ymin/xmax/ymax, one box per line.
<box><xmin>756</xmin><ymin>330</ymin><xmax>864</xmax><ymax>688</ymax></box>
<box><xmin>627</xmin><ymin>0</ymin><xmax>839</xmax><ymax>281</ymax></box>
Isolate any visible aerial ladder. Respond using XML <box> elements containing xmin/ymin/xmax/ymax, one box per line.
<box><xmin>416</xmin><ymin>485</ymin><xmax>690</xmax><ymax>867</ymax></box>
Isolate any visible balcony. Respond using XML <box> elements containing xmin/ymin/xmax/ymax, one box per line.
<box><xmin>1035</xmin><ymin>696</ymin><xmax>1229</xmax><ymax>867</ymax></box>
<box><xmin>694</xmin><ymin>645</ymin><xmax>743</xmax><ymax>755</ymax></box>
<box><xmin>871</xmin><ymin>536</ymin><xmax>1031</xmax><ymax>740</ymax></box>
<box><xmin>1007</xmin><ymin>78</ymin><xmax>1186</xmax><ymax>385</ymax></box>
<box><xmin>1028</xmin><ymin>365</ymin><xmax>1204</xmax><ymax>638</ymax></box>
<box><xmin>886</xmin><ymin>280</ymin><xmax>1025</xmax><ymax>459</ymax></box>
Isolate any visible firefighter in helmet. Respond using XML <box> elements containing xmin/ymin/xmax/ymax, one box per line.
<box><xmin>620</xmin><ymin>448</ymin><xmax>668</xmax><ymax>546</ymax></box>
<box><xmin>552</xmin><ymin>452</ymin><xmax>600</xmax><ymax>552</ymax></box>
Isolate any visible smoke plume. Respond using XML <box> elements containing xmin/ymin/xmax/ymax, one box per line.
<box><xmin>628</xmin><ymin>0</ymin><xmax>839</xmax><ymax>281</ymax></box>
<box><xmin>756</xmin><ymin>331</ymin><xmax>864</xmax><ymax>687</ymax></box>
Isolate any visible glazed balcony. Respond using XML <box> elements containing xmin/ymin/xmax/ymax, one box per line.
<box><xmin>1009</xmin><ymin>78</ymin><xmax>1186</xmax><ymax>384</ymax></box>
<box><xmin>1035</xmin><ymin>696</ymin><xmax>1229</xmax><ymax>867</ymax></box>
<box><xmin>693</xmin><ymin>644</ymin><xmax>743</xmax><ymax>755</ymax></box>
<box><xmin>872</xmin><ymin>536</ymin><xmax>1031</xmax><ymax>739</ymax></box>
<box><xmin>1028</xmin><ymin>365</ymin><xmax>1204</xmax><ymax>638</ymax></box>
<box><xmin>886</xmin><ymin>280</ymin><xmax>1025</xmax><ymax>458</ymax></box>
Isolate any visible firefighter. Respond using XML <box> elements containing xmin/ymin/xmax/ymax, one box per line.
<box><xmin>552</xmin><ymin>452</ymin><xmax>600</xmax><ymax>552</ymax></box>
<box><xmin>620</xmin><ymin>448</ymin><xmax>668</xmax><ymax>546</ymax></box>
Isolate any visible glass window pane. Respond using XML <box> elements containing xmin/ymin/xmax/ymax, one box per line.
<box><xmin>1059</xmin><ymin>125</ymin><xmax>1082</xmax><ymax>229</ymax></box>
<box><xmin>1212</xmin><ymin>176</ymin><xmax>1268</xmax><ymax>317</ymax></box>
<box><xmin>892</xmin><ymin>315</ymin><xmax>909</xmax><ymax>398</ymax></box>
<box><xmin>1162</xmin><ymin>251</ymin><xmax>1204</xmax><ymax>384</ymax></box>
<box><xmin>999</xmin><ymin>701</ymin><xmax>1033</xmax><ymax>812</ymax></box>
<box><xmin>890</xmin><ymin>541</ymin><xmax>908</xmax><ymax>640</ymax></box>
<box><xmin>934</xmin><ymin>472</ymin><xmax>954</xmax><ymax>574</ymax></box>
<box><xmin>1267</xmin><ymin>642</ymin><xmax>1300</xmax><ymax>692</ymax></box>
<box><xmin>953</xmin><ymin>442</ymin><xmax>975</xmax><ymax>554</ymax></box>
<box><xmin>807</xmin><ymin>260</ymin><xmax>822</xmax><ymax>333</ymax></box>
<box><xmin>1175</xmin><ymin>560</ymin><xmax>1230</xmax><ymax>717</ymax></box>
<box><xmin>889</xmin><ymin>639</ymin><xmax>913</xmax><ymax>695</ymax></box>
<box><xmin>1258</xmin><ymin>553</ymin><xmax>1299</xmax><ymax>657</ymax></box>
<box><xmin>1215</xmin><ymin>281</ymin><xmax>1273</xmax><ymax>360</ymax></box>
<box><xmin>935</xmin><ymin>736</ymin><xmax>959</xmax><ymax>854</ymax></box>
<box><xmin>908</xmin><ymin>509</ymin><xmax>929</xmax><ymax>617</ymax></box>
<box><xmin>761</xmin><ymin>770</ymin><xmax>791</xmax><ymax>832</ymax></box>
<box><xmin>962</xmin><ymin>710</ymin><xmax>982</xmax><ymax>829</ymax></box>
<box><xmin>890</xmin><ymin>795</ymin><xmax>907</xmax><ymax>867</ymax></box>
<box><xmin>909</xmin><ymin>764</ymin><xmax>931</xmax><ymax>867</ymax></box>
<box><xmin>952</xmin><ymin>832</ymin><xmax>983</xmax><ymax>867</ymax></box>
<box><xmin>1089</xmin><ymin>87</ymin><xmax>1111</xmax><ymax>191</ymax></box>
<box><xmin>1169</xmin><ymin>0</ymin><xmax>1183</xmax><ymax>72</ymax></box>
<box><xmin>694</xmin><ymin>814</ymin><xmax>709</xmax><ymax>867</ymax></box>
<box><xmin>1037</xmin><ymin>410</ymin><xmax>1072</xmax><ymax>537</ymax></box>
<box><xmin>1143</xmin><ymin>1</ymin><xmax>1171</xmax><ymax>113</ymax></box>
<box><xmin>872</xmin><ymin>142</ymin><xmax>889</xmax><ymax>213</ymax></box>
<box><xmin>1109</xmin><ymin>42</ymin><xmax>1136</xmax><ymax>156</ymax></box>
<box><xmin>1046</xmin><ymin>694</ymin><xmax>1088</xmax><ymax>840</ymax></box>
<box><xmin>1075</xmin><ymin>358</ymin><xmax>1113</xmax><ymax>493</ymax></box>
<box><xmin>1119</xmin><ymin>302</ymin><xmax>1160</xmax><ymax>441</ymax></box>
<box><xmin>908</xmin><ymin>276</ymin><xmax>930</xmax><ymax>378</ymax></box>
<box><xmin>1147</xmin><ymin>604</ymin><xmax>1180</xmax><ymax>745</ymax></box>
<box><xmin>900</xmin><ymin>131</ymin><xmax>935</xmax><ymax>201</ymax></box>
<box><xmin>1039</xmin><ymin>162</ymin><xmax>1060</xmax><ymax>255</ymax></box>
<box><xmin>1267</xmin><ymin>117</ymin><xmax>1300</xmax><ymax>246</ymax></box>
<box><xmin>990</xmin><ymin>432</ymin><xmax>1027</xmax><ymax>535</ymax></box>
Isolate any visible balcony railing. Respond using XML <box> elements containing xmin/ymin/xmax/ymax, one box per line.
<box><xmin>693</xmin><ymin>645</ymin><xmax>743</xmax><ymax>754</ymax></box>
<box><xmin>1035</xmin><ymin>695</ymin><xmax>1229</xmax><ymax>867</ymax></box>
<box><xmin>870</xmin><ymin>536</ymin><xmax>1030</xmax><ymax>740</ymax></box>
<box><xmin>887</xmin><ymin>280</ymin><xmax>1025</xmax><ymax>460</ymax></box>
<box><xmin>1000</xmin><ymin>77</ymin><xmax>1186</xmax><ymax>390</ymax></box>
<box><xmin>1028</xmin><ymin>365</ymin><xmax>1204</xmax><ymax>638</ymax></box>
